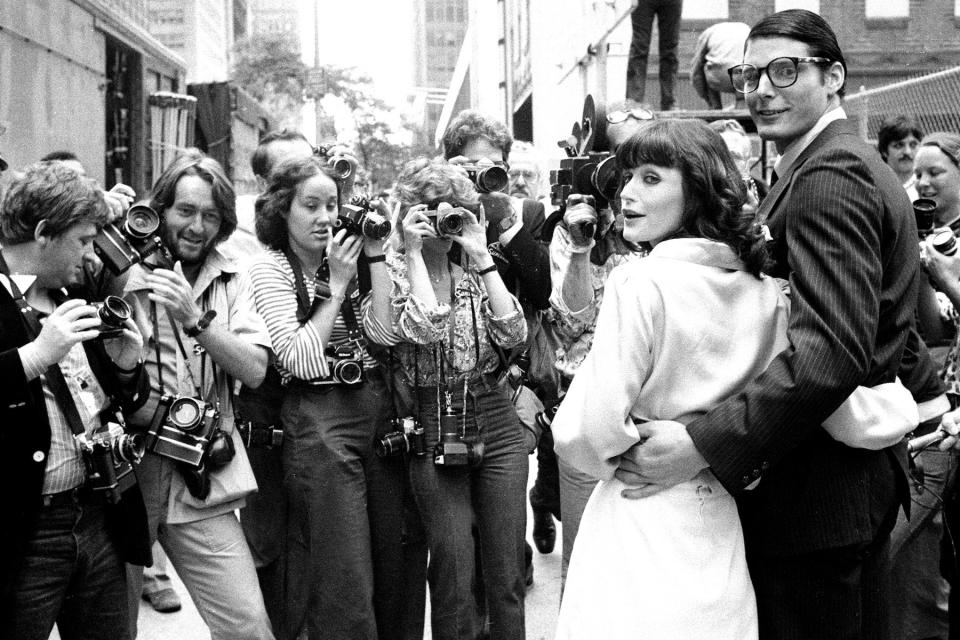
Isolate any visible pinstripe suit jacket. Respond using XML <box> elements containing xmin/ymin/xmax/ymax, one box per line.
<box><xmin>687</xmin><ymin>119</ymin><xmax>916</xmax><ymax>555</ymax></box>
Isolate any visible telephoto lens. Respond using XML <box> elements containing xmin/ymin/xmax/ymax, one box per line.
<box><xmin>933</xmin><ymin>229</ymin><xmax>958</xmax><ymax>256</ymax></box>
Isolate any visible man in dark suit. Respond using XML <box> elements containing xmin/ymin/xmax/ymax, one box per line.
<box><xmin>615</xmin><ymin>10</ymin><xmax>917</xmax><ymax>638</ymax></box>
<box><xmin>0</xmin><ymin>161</ymin><xmax>151</xmax><ymax>639</ymax></box>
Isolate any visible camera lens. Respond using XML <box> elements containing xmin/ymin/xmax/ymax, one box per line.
<box><xmin>592</xmin><ymin>156</ymin><xmax>620</xmax><ymax>202</ymax></box>
<box><xmin>376</xmin><ymin>432</ymin><xmax>407</xmax><ymax>458</ymax></box>
<box><xmin>330</xmin><ymin>157</ymin><xmax>353</xmax><ymax>180</ymax></box>
<box><xmin>933</xmin><ymin>230</ymin><xmax>958</xmax><ymax>256</ymax></box>
<box><xmin>168</xmin><ymin>397</ymin><xmax>204</xmax><ymax>431</ymax></box>
<box><xmin>98</xmin><ymin>295</ymin><xmax>132</xmax><ymax>327</ymax></box>
<box><xmin>332</xmin><ymin>360</ymin><xmax>363</xmax><ymax>385</ymax></box>
<box><xmin>475</xmin><ymin>166</ymin><xmax>508</xmax><ymax>193</ymax></box>
<box><xmin>361</xmin><ymin>213</ymin><xmax>392</xmax><ymax>240</ymax></box>
<box><xmin>437</xmin><ymin>211</ymin><xmax>464</xmax><ymax>235</ymax></box>
<box><xmin>113</xmin><ymin>432</ymin><xmax>145</xmax><ymax>463</ymax></box>
<box><xmin>124</xmin><ymin>205</ymin><xmax>161</xmax><ymax>239</ymax></box>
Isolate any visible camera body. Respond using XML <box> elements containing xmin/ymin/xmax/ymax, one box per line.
<box><xmin>426</xmin><ymin>208</ymin><xmax>464</xmax><ymax>236</ymax></box>
<box><xmin>144</xmin><ymin>394</ymin><xmax>222</xmax><ymax>467</ymax></box>
<box><xmin>336</xmin><ymin>197</ymin><xmax>392</xmax><ymax>240</ymax></box>
<box><xmin>91</xmin><ymin>295</ymin><xmax>132</xmax><ymax>340</ymax></box>
<box><xmin>433</xmin><ymin>408</ymin><xmax>484</xmax><ymax>467</ymax></box>
<box><xmin>376</xmin><ymin>416</ymin><xmax>427</xmax><ymax>458</ymax></box>
<box><xmin>313</xmin><ymin>344</ymin><xmax>364</xmax><ymax>385</ymax></box>
<box><xmin>549</xmin><ymin>153</ymin><xmax>618</xmax><ymax>214</ymax></box>
<box><xmin>78</xmin><ymin>421</ymin><xmax>144</xmax><ymax>504</ymax></box>
<box><xmin>462</xmin><ymin>164</ymin><xmax>509</xmax><ymax>194</ymax></box>
<box><xmin>93</xmin><ymin>204</ymin><xmax>164</xmax><ymax>274</ymax></box>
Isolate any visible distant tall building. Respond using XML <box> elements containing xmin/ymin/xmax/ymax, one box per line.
<box><xmin>147</xmin><ymin>0</ymin><xmax>236</xmax><ymax>82</ymax></box>
<box><xmin>412</xmin><ymin>0</ymin><xmax>470</xmax><ymax>149</ymax></box>
<box><xmin>249</xmin><ymin>0</ymin><xmax>300</xmax><ymax>48</ymax></box>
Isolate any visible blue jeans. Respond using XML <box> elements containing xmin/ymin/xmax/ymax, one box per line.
<box><xmin>409</xmin><ymin>384</ymin><xmax>528</xmax><ymax>640</ymax></box>
<box><xmin>282</xmin><ymin>375</ymin><xmax>426</xmax><ymax>640</ymax></box>
<box><xmin>627</xmin><ymin>0</ymin><xmax>683</xmax><ymax>109</ymax></box>
<box><xmin>2</xmin><ymin>493</ymin><xmax>132</xmax><ymax>640</ymax></box>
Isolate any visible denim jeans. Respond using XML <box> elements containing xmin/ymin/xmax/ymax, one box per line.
<box><xmin>2</xmin><ymin>494</ymin><xmax>132</xmax><ymax>640</ymax></box>
<box><xmin>409</xmin><ymin>384</ymin><xmax>528</xmax><ymax>640</ymax></box>
<box><xmin>626</xmin><ymin>0</ymin><xmax>683</xmax><ymax>109</ymax></box>
<box><xmin>282</xmin><ymin>375</ymin><xmax>426</xmax><ymax>640</ymax></box>
<box><xmin>240</xmin><ymin>442</ymin><xmax>286</xmax><ymax>634</ymax></box>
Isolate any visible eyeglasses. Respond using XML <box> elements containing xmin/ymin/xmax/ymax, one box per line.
<box><xmin>606</xmin><ymin>107</ymin><xmax>654</xmax><ymax>124</ymax></box>
<box><xmin>728</xmin><ymin>57</ymin><xmax>832</xmax><ymax>94</ymax></box>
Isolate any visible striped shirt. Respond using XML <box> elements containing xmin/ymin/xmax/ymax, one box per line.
<box><xmin>248</xmin><ymin>249</ymin><xmax>377</xmax><ymax>383</ymax></box>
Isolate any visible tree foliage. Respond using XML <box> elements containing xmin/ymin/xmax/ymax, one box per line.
<box><xmin>232</xmin><ymin>32</ymin><xmax>307</xmax><ymax>128</ymax></box>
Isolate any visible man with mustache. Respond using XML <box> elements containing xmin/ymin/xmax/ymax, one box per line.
<box><xmin>878</xmin><ymin>115</ymin><xmax>923</xmax><ymax>201</ymax></box>
<box><xmin>121</xmin><ymin>149</ymin><xmax>275</xmax><ymax>639</ymax></box>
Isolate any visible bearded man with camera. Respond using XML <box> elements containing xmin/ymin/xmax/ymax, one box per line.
<box><xmin>0</xmin><ymin>161</ymin><xmax>152</xmax><ymax>640</ymax></box>
<box><xmin>120</xmin><ymin>149</ymin><xmax>274</xmax><ymax>640</ymax></box>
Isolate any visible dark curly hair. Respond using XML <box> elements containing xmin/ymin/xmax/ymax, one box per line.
<box><xmin>616</xmin><ymin>118</ymin><xmax>769</xmax><ymax>277</ymax></box>
<box><xmin>441</xmin><ymin>110</ymin><xmax>512</xmax><ymax>162</ymax></box>
<box><xmin>255</xmin><ymin>155</ymin><xmax>341</xmax><ymax>251</ymax></box>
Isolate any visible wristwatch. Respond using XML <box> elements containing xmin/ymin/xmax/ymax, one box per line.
<box><xmin>184</xmin><ymin>309</ymin><xmax>217</xmax><ymax>338</ymax></box>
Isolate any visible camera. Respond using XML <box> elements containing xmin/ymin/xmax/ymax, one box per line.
<box><xmin>376</xmin><ymin>416</ymin><xmax>427</xmax><ymax>458</ymax></box>
<box><xmin>78</xmin><ymin>421</ymin><xmax>144</xmax><ymax>504</ymax></box>
<box><xmin>434</xmin><ymin>407</ymin><xmax>484</xmax><ymax>467</ymax></box>
<box><xmin>426</xmin><ymin>207</ymin><xmax>465</xmax><ymax>236</ymax></box>
<box><xmin>316</xmin><ymin>145</ymin><xmax>355</xmax><ymax>181</ymax></box>
<box><xmin>91</xmin><ymin>295</ymin><xmax>131</xmax><ymax>340</ymax></box>
<box><xmin>462</xmin><ymin>164</ymin><xmax>509</xmax><ymax>194</ymax></box>
<box><xmin>93</xmin><ymin>203</ymin><xmax>165</xmax><ymax>274</ymax></box>
<box><xmin>144</xmin><ymin>394</ymin><xmax>225</xmax><ymax>468</ymax></box>
<box><xmin>549</xmin><ymin>95</ymin><xmax>621</xmax><ymax>214</ymax></box>
<box><xmin>336</xmin><ymin>196</ymin><xmax>392</xmax><ymax>240</ymax></box>
<box><xmin>914</xmin><ymin>198</ymin><xmax>937</xmax><ymax>239</ymax></box>
<box><xmin>933</xmin><ymin>229</ymin><xmax>958</xmax><ymax>256</ymax></box>
<box><xmin>315</xmin><ymin>344</ymin><xmax>364</xmax><ymax>385</ymax></box>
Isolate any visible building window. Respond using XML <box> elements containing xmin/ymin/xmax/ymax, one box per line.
<box><xmin>774</xmin><ymin>0</ymin><xmax>820</xmax><ymax>12</ymax></box>
<box><xmin>865</xmin><ymin>0</ymin><xmax>908</xmax><ymax>17</ymax></box>
<box><xmin>682</xmin><ymin>0</ymin><xmax>728</xmax><ymax>20</ymax></box>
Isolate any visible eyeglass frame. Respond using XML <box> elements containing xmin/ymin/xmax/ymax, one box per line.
<box><xmin>728</xmin><ymin>56</ymin><xmax>833</xmax><ymax>94</ymax></box>
<box><xmin>606</xmin><ymin>107</ymin><xmax>655</xmax><ymax>124</ymax></box>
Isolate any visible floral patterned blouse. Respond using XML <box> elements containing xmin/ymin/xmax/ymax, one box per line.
<box><xmin>362</xmin><ymin>246</ymin><xmax>528</xmax><ymax>388</ymax></box>
<box><xmin>547</xmin><ymin>226</ymin><xmax>647</xmax><ymax>379</ymax></box>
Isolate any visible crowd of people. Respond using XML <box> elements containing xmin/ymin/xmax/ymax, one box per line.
<box><xmin>4</xmin><ymin>8</ymin><xmax>960</xmax><ymax>640</ymax></box>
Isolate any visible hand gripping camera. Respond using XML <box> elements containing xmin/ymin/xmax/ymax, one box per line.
<box><xmin>91</xmin><ymin>295</ymin><xmax>132</xmax><ymax>340</ymax></box>
<box><xmin>376</xmin><ymin>416</ymin><xmax>427</xmax><ymax>458</ymax></box>
<box><xmin>549</xmin><ymin>95</ymin><xmax>621</xmax><ymax>219</ymax></box>
<box><xmin>425</xmin><ymin>207</ymin><xmax>465</xmax><ymax>236</ymax></box>
<box><xmin>93</xmin><ymin>203</ymin><xmax>165</xmax><ymax>274</ymax></box>
<box><xmin>78</xmin><ymin>421</ymin><xmax>145</xmax><ymax>504</ymax></box>
<box><xmin>335</xmin><ymin>195</ymin><xmax>392</xmax><ymax>241</ymax></box>
<box><xmin>433</xmin><ymin>407</ymin><xmax>484</xmax><ymax>468</ymax></box>
<box><xmin>462</xmin><ymin>164</ymin><xmax>509</xmax><ymax>194</ymax></box>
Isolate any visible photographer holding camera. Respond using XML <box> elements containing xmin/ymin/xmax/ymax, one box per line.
<box><xmin>363</xmin><ymin>158</ymin><xmax>529</xmax><ymax>640</ymax></box>
<box><xmin>0</xmin><ymin>161</ymin><xmax>151</xmax><ymax>640</ymax></box>
<box><xmin>248</xmin><ymin>153</ymin><xmax>424</xmax><ymax>640</ymax></box>
<box><xmin>120</xmin><ymin>150</ymin><xmax>274</xmax><ymax>640</ymax></box>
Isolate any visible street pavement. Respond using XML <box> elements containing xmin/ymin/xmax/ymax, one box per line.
<box><xmin>51</xmin><ymin>463</ymin><xmax>563</xmax><ymax>640</ymax></box>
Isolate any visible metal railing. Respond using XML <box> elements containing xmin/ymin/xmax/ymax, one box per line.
<box><xmin>845</xmin><ymin>66</ymin><xmax>960</xmax><ymax>140</ymax></box>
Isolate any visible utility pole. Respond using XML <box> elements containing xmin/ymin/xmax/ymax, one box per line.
<box><xmin>310</xmin><ymin>1</ymin><xmax>337</xmax><ymax>144</ymax></box>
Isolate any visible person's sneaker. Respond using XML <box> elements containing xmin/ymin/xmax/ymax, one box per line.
<box><xmin>142</xmin><ymin>587</ymin><xmax>182</xmax><ymax>613</ymax></box>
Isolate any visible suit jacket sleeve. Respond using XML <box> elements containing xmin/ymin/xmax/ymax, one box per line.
<box><xmin>501</xmin><ymin>200</ymin><xmax>551</xmax><ymax>309</ymax></box>
<box><xmin>687</xmin><ymin>147</ymin><xmax>892</xmax><ymax>491</ymax></box>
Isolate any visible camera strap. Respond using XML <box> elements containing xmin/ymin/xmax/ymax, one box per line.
<box><xmin>284</xmin><ymin>247</ymin><xmax>365</xmax><ymax>351</ymax></box>
<box><xmin>0</xmin><ymin>259</ymin><xmax>86</xmax><ymax>439</ymax></box>
<box><xmin>150</xmin><ymin>301</ymin><xmax>217</xmax><ymax>406</ymax></box>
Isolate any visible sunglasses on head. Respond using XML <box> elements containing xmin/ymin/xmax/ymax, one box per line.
<box><xmin>606</xmin><ymin>108</ymin><xmax>655</xmax><ymax>124</ymax></box>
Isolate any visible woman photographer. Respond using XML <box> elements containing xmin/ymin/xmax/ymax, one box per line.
<box><xmin>248</xmin><ymin>155</ymin><xmax>422</xmax><ymax>640</ymax></box>
<box><xmin>363</xmin><ymin>158</ymin><xmax>528</xmax><ymax>640</ymax></box>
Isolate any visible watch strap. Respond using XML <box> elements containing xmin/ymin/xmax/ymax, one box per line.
<box><xmin>184</xmin><ymin>309</ymin><xmax>217</xmax><ymax>337</ymax></box>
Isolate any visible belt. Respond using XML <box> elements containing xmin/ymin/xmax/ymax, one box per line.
<box><xmin>40</xmin><ymin>485</ymin><xmax>106</xmax><ymax>508</ymax></box>
<box><xmin>236</xmin><ymin>420</ymin><xmax>284</xmax><ymax>448</ymax></box>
